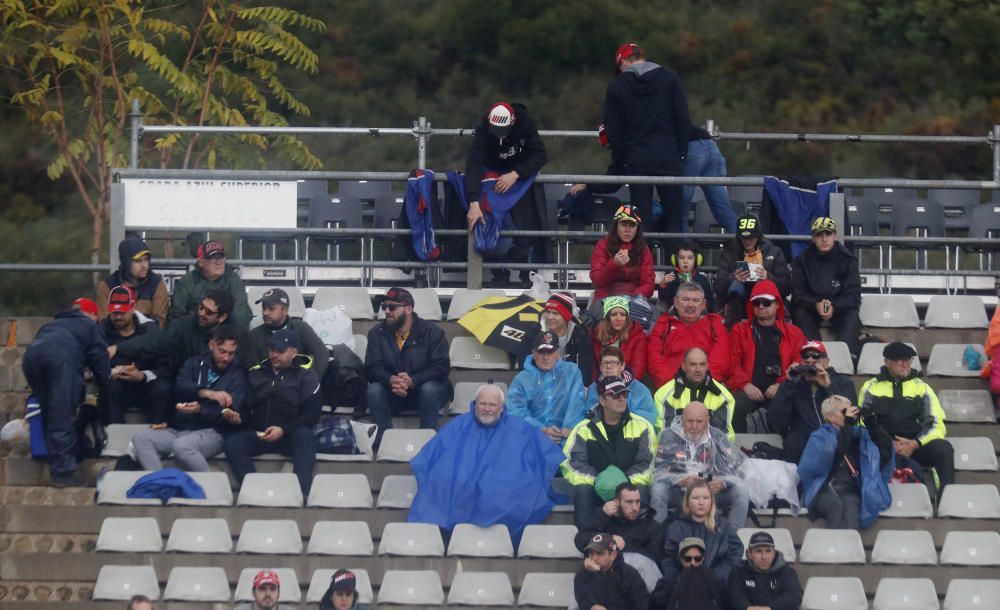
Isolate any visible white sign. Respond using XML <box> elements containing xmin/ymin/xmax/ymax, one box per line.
<box><xmin>122</xmin><ymin>179</ymin><xmax>297</xmax><ymax>229</ymax></box>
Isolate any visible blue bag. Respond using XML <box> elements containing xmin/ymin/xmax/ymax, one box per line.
<box><xmin>26</xmin><ymin>395</ymin><xmax>48</xmax><ymax>459</ymax></box>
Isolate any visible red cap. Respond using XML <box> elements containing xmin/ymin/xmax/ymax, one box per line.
<box><xmin>196</xmin><ymin>240</ymin><xmax>226</xmax><ymax>259</ymax></box>
<box><xmin>615</xmin><ymin>43</ymin><xmax>643</xmax><ymax>69</ymax></box>
<box><xmin>253</xmin><ymin>569</ymin><xmax>280</xmax><ymax>589</ymax></box>
<box><xmin>107</xmin><ymin>285</ymin><xmax>136</xmax><ymax>314</ymax></box>
<box><xmin>72</xmin><ymin>298</ymin><xmax>99</xmax><ymax>317</ymax></box>
<box><xmin>800</xmin><ymin>340</ymin><xmax>827</xmax><ymax>356</ymax></box>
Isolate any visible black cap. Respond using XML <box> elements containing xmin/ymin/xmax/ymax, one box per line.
<box><xmin>532</xmin><ymin>331</ymin><xmax>560</xmax><ymax>352</ymax></box>
<box><xmin>883</xmin><ymin>342</ymin><xmax>917</xmax><ymax>360</ymax></box>
<box><xmin>330</xmin><ymin>569</ymin><xmax>356</xmax><ymax>593</ymax></box>
<box><xmin>737</xmin><ymin>213</ymin><xmax>762</xmax><ymax>238</ymax></box>
<box><xmin>266</xmin><ymin>328</ymin><xmax>300</xmax><ymax>352</ymax></box>
<box><xmin>255</xmin><ymin>288</ymin><xmax>289</xmax><ymax>308</ymax></box>
<box><xmin>597</xmin><ymin>376</ymin><xmax>629</xmax><ymax>396</ymax></box>
<box><xmin>748</xmin><ymin>531</ymin><xmax>776</xmax><ymax>549</ymax></box>
<box><xmin>380</xmin><ymin>287</ymin><xmax>414</xmax><ymax>306</ymax></box>
<box><xmin>584</xmin><ymin>532</ymin><xmax>616</xmax><ymax>554</ymax></box>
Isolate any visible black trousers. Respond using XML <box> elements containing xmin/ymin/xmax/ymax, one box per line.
<box><xmin>812</xmin><ymin>486</ymin><xmax>861</xmax><ymax>529</ymax></box>
<box><xmin>791</xmin><ymin>304</ymin><xmax>862</xmax><ymax>358</ymax></box>
<box><xmin>732</xmin><ymin>391</ymin><xmax>771</xmax><ymax>434</ymax></box>
<box><xmin>911</xmin><ymin>438</ymin><xmax>955</xmax><ymax>491</ymax></box>
<box><xmin>99</xmin><ymin>377</ymin><xmax>172</xmax><ymax>424</ymax></box>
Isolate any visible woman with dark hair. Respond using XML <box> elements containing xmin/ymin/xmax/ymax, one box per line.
<box><xmin>319</xmin><ymin>569</ymin><xmax>370</xmax><ymax>610</ymax></box>
<box><xmin>590</xmin><ymin>204</ymin><xmax>655</xmax><ymax>300</ymax></box>
<box><xmin>590</xmin><ymin>296</ymin><xmax>648</xmax><ymax>382</ymax></box>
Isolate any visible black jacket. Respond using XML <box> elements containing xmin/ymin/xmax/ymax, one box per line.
<box><xmin>603</xmin><ymin>62</ymin><xmax>690</xmax><ymax>168</ymax></box>
<box><xmin>767</xmin><ymin>369</ymin><xmax>856</xmax><ymax>463</ymax></box>
<box><xmin>241</xmin><ymin>317</ymin><xmax>330</xmax><ymax>381</ymax></box>
<box><xmin>650</xmin><ymin>566</ymin><xmax>725</xmax><ymax>610</ymax></box>
<box><xmin>364</xmin><ymin>315</ymin><xmax>452</xmax><ymax>397</ymax></box>
<box><xmin>791</xmin><ymin>242</ymin><xmax>862</xmax><ymax>311</ymax></box>
<box><xmin>727</xmin><ymin>552</ymin><xmax>803</xmax><ymax>610</ymax></box>
<box><xmin>25</xmin><ymin>310</ymin><xmax>111</xmax><ymax>387</ymax></box>
<box><xmin>714</xmin><ymin>238</ymin><xmax>791</xmax><ymax>305</ymax></box>
<box><xmin>573</xmin><ymin>552</ymin><xmax>649</xmax><ymax>610</ymax></box>
<box><xmin>247</xmin><ymin>354</ymin><xmax>322</xmax><ymax>434</ymax></box>
<box><xmin>574</xmin><ymin>507</ymin><xmax>666</xmax><ymax>564</ymax></box>
<box><xmin>173</xmin><ymin>351</ymin><xmax>248</xmax><ymax>431</ymax></box>
<box><xmin>464</xmin><ymin>102</ymin><xmax>547</xmax><ymax>203</ymax></box>
<box><xmin>116</xmin><ymin>313</ymin><xmax>223</xmax><ymax>373</ymax></box>
<box><xmin>101</xmin><ymin>314</ymin><xmax>170</xmax><ymax>380</ymax></box>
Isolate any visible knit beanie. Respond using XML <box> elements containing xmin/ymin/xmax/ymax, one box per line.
<box><xmin>602</xmin><ymin>296</ymin><xmax>630</xmax><ymax>319</ymax></box>
<box><xmin>545</xmin><ymin>292</ymin><xmax>575</xmax><ymax>322</ymax></box>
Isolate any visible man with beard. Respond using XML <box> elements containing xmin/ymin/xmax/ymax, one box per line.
<box><xmin>168</xmin><ymin>240</ymin><xmax>253</xmax><ymax>333</ymax></box>
<box><xmin>97</xmin><ymin>237</ymin><xmax>169</xmax><ymax>326</ymax></box>
<box><xmin>241</xmin><ymin>288</ymin><xmax>329</xmax><ymax>381</ymax></box>
<box><xmin>233</xmin><ymin>569</ymin><xmax>294</xmax><ymax>610</ymax></box>
<box><xmin>728</xmin><ymin>532</ymin><xmax>803</xmax><ymax>610</ymax></box>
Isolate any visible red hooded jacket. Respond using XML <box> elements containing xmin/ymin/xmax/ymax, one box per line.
<box><xmin>646</xmin><ymin>312</ymin><xmax>730</xmax><ymax>389</ymax></box>
<box><xmin>590</xmin><ymin>238</ymin><xmax>655</xmax><ymax>299</ymax></box>
<box><xmin>727</xmin><ymin>280</ymin><xmax>806</xmax><ymax>391</ymax></box>
<box><xmin>590</xmin><ymin>319</ymin><xmax>648</xmax><ymax>383</ymax></box>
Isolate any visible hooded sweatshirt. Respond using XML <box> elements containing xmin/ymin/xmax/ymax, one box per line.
<box><xmin>97</xmin><ymin>237</ymin><xmax>168</xmax><ymax>326</ymax></box>
<box><xmin>464</xmin><ymin>102</ymin><xmax>547</xmax><ymax>203</ymax></box>
<box><xmin>727</xmin><ymin>552</ymin><xmax>804</xmax><ymax>610</ymax></box>
<box><xmin>727</xmin><ymin>280</ymin><xmax>806</xmax><ymax>391</ymax></box>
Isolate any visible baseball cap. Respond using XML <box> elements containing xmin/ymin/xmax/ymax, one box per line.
<box><xmin>597</xmin><ymin>376</ymin><xmax>629</xmax><ymax>397</ymax></box>
<box><xmin>331</xmin><ymin>569</ymin><xmax>356</xmax><ymax>593</ymax></box>
<box><xmin>487</xmin><ymin>102</ymin><xmax>514</xmax><ymax>138</ymax></box>
<box><xmin>266</xmin><ymin>328</ymin><xmax>300</xmax><ymax>352</ymax></box>
<box><xmin>883</xmin><ymin>341</ymin><xmax>917</xmax><ymax>360</ymax></box>
<box><xmin>197</xmin><ymin>240</ymin><xmax>226</xmax><ymax>258</ymax></box>
<box><xmin>750</xmin><ymin>293</ymin><xmax>776</xmax><ymax>303</ymax></box>
<box><xmin>544</xmin><ymin>292</ymin><xmax>575</xmax><ymax>322</ymax></box>
<box><xmin>255</xmin><ymin>288</ymin><xmax>289</xmax><ymax>308</ymax></box>
<box><xmin>612</xmin><ymin>204</ymin><xmax>642</xmax><ymax>224</ymax></box>
<box><xmin>108</xmin><ymin>285</ymin><xmax>136</xmax><ymax>313</ymax></box>
<box><xmin>72</xmin><ymin>297</ymin><xmax>99</xmax><ymax>317</ymax></box>
<box><xmin>737</xmin><ymin>213</ymin><xmax>763</xmax><ymax>238</ymax></box>
<box><xmin>532</xmin><ymin>331</ymin><xmax>560</xmax><ymax>352</ymax></box>
<box><xmin>253</xmin><ymin>569</ymin><xmax>280</xmax><ymax>589</ymax></box>
<box><xmin>678</xmin><ymin>537</ymin><xmax>706</xmax><ymax>557</ymax></box>
<box><xmin>811</xmin><ymin>217</ymin><xmax>837</xmax><ymax>235</ymax></box>
<box><xmin>748</xmin><ymin>531</ymin><xmax>776</xmax><ymax>549</ymax></box>
<box><xmin>615</xmin><ymin>43</ymin><xmax>643</xmax><ymax>68</ymax></box>
<box><xmin>800</xmin><ymin>340</ymin><xmax>828</xmax><ymax>357</ymax></box>
<box><xmin>584</xmin><ymin>532</ymin><xmax>617</xmax><ymax>554</ymax></box>
<box><xmin>381</xmin><ymin>287</ymin><xmax>414</xmax><ymax>306</ymax></box>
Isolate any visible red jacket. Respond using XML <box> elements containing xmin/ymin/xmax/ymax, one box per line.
<box><xmin>727</xmin><ymin>280</ymin><xmax>807</xmax><ymax>391</ymax></box>
<box><xmin>646</xmin><ymin>312</ymin><xmax>730</xmax><ymax>389</ymax></box>
<box><xmin>590</xmin><ymin>238</ymin><xmax>655</xmax><ymax>300</ymax></box>
<box><xmin>591</xmin><ymin>320</ymin><xmax>648</xmax><ymax>383</ymax></box>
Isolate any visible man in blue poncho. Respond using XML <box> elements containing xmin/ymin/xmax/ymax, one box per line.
<box><xmin>408</xmin><ymin>384</ymin><xmax>565</xmax><ymax>541</ymax></box>
<box><xmin>506</xmin><ymin>331</ymin><xmax>587</xmax><ymax>444</ymax></box>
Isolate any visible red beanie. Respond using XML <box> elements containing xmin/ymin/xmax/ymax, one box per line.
<box><xmin>544</xmin><ymin>292</ymin><xmax>575</xmax><ymax>322</ymax></box>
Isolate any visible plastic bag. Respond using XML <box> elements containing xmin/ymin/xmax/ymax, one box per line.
<box><xmin>524</xmin><ymin>271</ymin><xmax>550</xmax><ymax>301</ymax></box>
<box><xmin>303</xmin><ymin>307</ymin><xmax>355</xmax><ymax>350</ymax></box>
<box><xmin>963</xmin><ymin>345</ymin><xmax>984</xmax><ymax>371</ymax></box>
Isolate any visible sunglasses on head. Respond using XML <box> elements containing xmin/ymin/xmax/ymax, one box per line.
<box><xmin>751</xmin><ymin>299</ymin><xmax>774</xmax><ymax>308</ymax></box>
<box><xmin>681</xmin><ymin>553</ymin><xmax>704</xmax><ymax>564</ymax></box>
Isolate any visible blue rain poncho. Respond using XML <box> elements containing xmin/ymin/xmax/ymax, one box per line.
<box><xmin>506</xmin><ymin>356</ymin><xmax>586</xmax><ymax>432</ymax></box>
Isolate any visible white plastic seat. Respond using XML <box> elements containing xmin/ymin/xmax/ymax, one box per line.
<box><xmin>377</xmin><ymin>522</ymin><xmax>445</xmax><ymax>557</ymax></box>
<box><xmin>166</xmin><ymin>471</ymin><xmax>234</xmax><ymax>506</ymax></box>
<box><xmin>95</xmin><ymin>517</ymin><xmax>163</xmax><ymax>553</ymax></box>
<box><xmin>92</xmin><ymin>565</ymin><xmax>161</xmax><ymax>601</ymax></box>
<box><xmin>376</xmin><ymin>475</ymin><xmax>417</xmax><ymax>509</ymax></box>
<box><xmin>517</xmin><ymin>524</ymin><xmax>580</xmax><ymax>558</ymax></box>
<box><xmin>881</xmin><ymin>483</ymin><xmax>934</xmax><ymax>518</ymax></box>
<box><xmin>165</xmin><ymin>518</ymin><xmax>233</xmax><ymax>553</ymax></box>
<box><xmin>940</xmin><ymin>531</ymin><xmax>1000</xmax><ymax>566</ymax></box>
<box><xmin>446</xmin><ymin>288</ymin><xmax>506</xmax><ymax>320</ymax></box>
<box><xmin>96</xmin><ymin>471</ymin><xmax>162</xmax><ymax>505</ymax></box>
<box><xmin>450</xmin><ymin>381</ymin><xmax>509</xmax><ymax>414</ymax></box>
<box><xmin>375</xmin><ymin>428</ymin><xmax>436</xmax><ymax>462</ymax></box>
<box><xmin>307</xmin><ymin>521</ymin><xmax>374</xmax><ymax>556</ymax></box>
<box><xmin>312</xmin><ymin>287</ymin><xmax>375</xmax><ymax>320</ymax></box>
<box><xmin>236</xmin><ymin>473</ymin><xmax>303</xmax><ymax>507</ymax></box>
<box><xmin>939</xmin><ymin>390</ymin><xmax>997</xmax><ymax>423</ymax></box>
<box><xmin>376</xmin><ymin>570</ymin><xmax>445</xmax><ymax>605</ymax></box>
<box><xmin>873</xmin><ymin>578</ymin><xmax>938</xmax><ymax>610</ymax></box>
<box><xmin>246</xmin><ymin>286</ymin><xmax>307</xmax><ymax>320</ymax></box>
<box><xmin>447</xmin><ymin>523</ymin><xmax>514</xmax><ymax>558</ymax></box>
<box><xmin>518</xmin><ymin>573</ymin><xmax>575</xmax><ymax>607</ymax></box>
<box><xmin>307</xmin><ymin>473</ymin><xmax>373</xmax><ymax>508</ymax></box>
<box><xmin>449</xmin><ymin>336</ymin><xmax>511</xmax><ymax>369</ymax></box>
<box><xmin>927</xmin><ymin>344</ymin><xmax>986</xmax><ymax>377</ymax></box>
<box><xmin>306</xmin><ymin>568</ymin><xmax>374</xmax><ymax>604</ymax></box>
<box><xmin>856</xmin><ymin>342</ymin><xmax>921</xmax><ymax>376</ymax></box>
<box><xmin>860</xmin><ymin>294</ymin><xmax>920</xmax><ymax>328</ymax></box>
<box><xmin>352</xmin><ymin>333</ymin><xmax>368</xmax><ymax>360</ymax></box>
<box><xmin>950</xmin><ymin>437</ymin><xmax>999</xmax><ymax>471</ymax></box>
<box><xmin>374</xmin><ymin>287</ymin><xmax>443</xmax><ymax>321</ymax></box>
<box><xmin>733</xmin><ymin>434</ymin><xmax>784</xmax><ymax>453</ymax></box>
<box><xmin>924</xmin><ymin>295</ymin><xmax>988</xmax><ymax>329</ymax></box>
<box><xmin>233</xmin><ymin>567</ymin><xmax>300</xmax><ymax>603</ymax></box>
<box><xmin>799</xmin><ymin>529</ymin><xmax>866</xmax><ymax>564</ymax></box>
<box><xmin>801</xmin><ymin>577</ymin><xmax>868</xmax><ymax>610</ymax></box>
<box><xmin>101</xmin><ymin>424</ymin><xmax>149</xmax><ymax>457</ymax></box>
<box><xmin>737</xmin><ymin>528</ymin><xmax>796</xmax><ymax>562</ymax></box>
<box><xmin>162</xmin><ymin>567</ymin><xmax>231</xmax><ymax>602</ymax></box>
<box><xmin>870</xmin><ymin>530</ymin><xmax>937</xmax><ymax>565</ymax></box>
<box><xmin>235</xmin><ymin>519</ymin><xmax>303</xmax><ymax>554</ymax></box>
<box><xmin>824</xmin><ymin>341</ymin><xmax>856</xmax><ymax>374</ymax></box>
<box><xmin>943</xmin><ymin>578</ymin><xmax>1000</xmax><ymax>610</ymax></box>
<box><xmin>937</xmin><ymin>484</ymin><xmax>1000</xmax><ymax>519</ymax></box>
<box><xmin>448</xmin><ymin>571</ymin><xmax>515</xmax><ymax>606</ymax></box>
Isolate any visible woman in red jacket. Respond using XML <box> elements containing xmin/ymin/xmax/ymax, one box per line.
<box><xmin>590</xmin><ymin>204</ymin><xmax>655</xmax><ymax>300</ymax></box>
<box><xmin>590</xmin><ymin>295</ymin><xmax>647</xmax><ymax>382</ymax></box>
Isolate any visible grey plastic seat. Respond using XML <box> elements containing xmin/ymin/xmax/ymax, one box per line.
<box><xmin>378</xmin><ymin>522</ymin><xmax>445</xmax><ymax>557</ymax></box>
<box><xmin>307</xmin><ymin>521</ymin><xmax>374</xmax><ymax>556</ymax></box>
<box><xmin>799</xmin><ymin>529</ymin><xmax>866</xmax><ymax>564</ymax></box>
<box><xmin>449</xmin><ymin>336</ymin><xmax>511</xmax><ymax>369</ymax></box>
<box><xmin>96</xmin><ymin>471</ymin><xmax>161</xmax><ymax>505</ymax></box>
<box><xmin>859</xmin><ymin>294</ymin><xmax>920</xmax><ymax>328</ymax></box>
<box><xmin>950</xmin><ymin>437</ymin><xmax>999</xmax><ymax>471</ymax></box>
<box><xmin>96</xmin><ymin>517</ymin><xmax>163</xmax><ymax>553</ymax></box>
<box><xmin>307</xmin><ymin>474</ymin><xmax>373</xmax><ymax>508</ymax></box>
<box><xmin>375</xmin><ymin>474</ymin><xmax>417</xmax><ymax>509</ymax></box>
<box><xmin>939</xmin><ymin>390</ymin><xmax>996</xmax><ymax>423</ymax></box>
<box><xmin>928</xmin><ymin>188</ymin><xmax>982</xmax><ymax>231</ymax></box>
<box><xmin>737</xmin><ymin>528</ymin><xmax>796</xmax><ymax>562</ymax></box>
<box><xmin>101</xmin><ymin>424</ymin><xmax>149</xmax><ymax>457</ymax></box>
<box><xmin>446</xmin><ymin>288</ymin><xmax>506</xmax><ymax>320</ymax></box>
<box><xmin>92</xmin><ymin>565</ymin><xmax>161</xmax><ymax>601</ymax></box>
<box><xmin>448</xmin><ymin>571</ymin><xmax>515</xmax><ymax>606</ymax></box>
<box><xmin>306</xmin><ymin>568</ymin><xmax>374</xmax><ymax>604</ymax></box>
<box><xmin>374</xmin><ymin>287</ymin><xmax>443</xmax><ymax>321</ymax></box>
<box><xmin>873</xmin><ymin>578</ymin><xmax>938</xmax><ymax>610</ymax></box>
<box><xmin>857</xmin><ymin>342</ymin><xmax>921</xmax><ymax>376</ymax></box>
<box><xmin>801</xmin><ymin>577</ymin><xmax>868</xmax><ymax>610</ymax></box>
<box><xmin>352</xmin><ymin>333</ymin><xmax>367</xmax><ymax>360</ymax></box>
<box><xmin>871</xmin><ymin>530</ymin><xmax>937</xmax><ymax>565</ymax></box>
<box><xmin>234</xmin><ymin>567</ymin><xmax>300</xmax><ymax>603</ymax></box>
<box><xmin>375</xmin><ymin>428</ymin><xmax>436</xmax><ymax>462</ymax></box>
<box><xmin>246</xmin><ymin>286</ymin><xmax>307</xmax><ymax>320</ymax></box>
<box><xmin>927</xmin><ymin>344</ymin><xmax>985</xmax><ymax>377</ymax></box>
<box><xmin>338</xmin><ymin>179</ymin><xmax>393</xmax><ymax>200</ymax></box>
<box><xmin>163</xmin><ymin>567</ymin><xmax>231</xmax><ymax>602</ymax></box>
<box><xmin>376</xmin><ymin>570</ymin><xmax>445</xmax><ymax>605</ymax></box>
<box><xmin>450</xmin><ymin>381</ymin><xmax>509</xmax><ymax>414</ymax></box>
<box><xmin>235</xmin><ymin>519</ymin><xmax>303</xmax><ymax>554</ymax></box>
<box><xmin>881</xmin><ymin>483</ymin><xmax>934</xmax><ymax>519</ymax></box>
<box><xmin>312</xmin><ymin>287</ymin><xmax>375</xmax><ymax>320</ymax></box>
<box><xmin>943</xmin><ymin>578</ymin><xmax>1000</xmax><ymax>610</ymax></box>
<box><xmin>924</xmin><ymin>295</ymin><xmax>988</xmax><ymax>329</ymax></box>
<box><xmin>937</xmin><ymin>484</ymin><xmax>1000</xmax><ymax>519</ymax></box>
<box><xmin>236</xmin><ymin>473</ymin><xmax>303</xmax><ymax>507</ymax></box>
<box><xmin>166</xmin><ymin>471</ymin><xmax>234</xmax><ymax>506</ymax></box>
<box><xmin>518</xmin><ymin>573</ymin><xmax>575</xmax><ymax>608</ymax></box>
<box><xmin>823</xmin><ymin>341</ymin><xmax>855</xmax><ymax>374</ymax></box>
<box><xmin>165</xmin><ymin>518</ymin><xmax>233</xmax><ymax>553</ymax></box>
<box><xmin>940</xmin><ymin>531</ymin><xmax>1000</xmax><ymax>566</ymax></box>
<box><xmin>518</xmin><ymin>524</ymin><xmax>580</xmax><ymax>558</ymax></box>
<box><xmin>447</xmin><ymin>523</ymin><xmax>514</xmax><ymax>558</ymax></box>
<box><xmin>733</xmin><ymin>434</ymin><xmax>784</xmax><ymax>453</ymax></box>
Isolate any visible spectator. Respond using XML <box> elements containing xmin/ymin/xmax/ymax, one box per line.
<box><xmin>508</xmin><ymin>331</ymin><xmax>586</xmax><ymax>443</ymax></box>
<box><xmin>364</xmin><ymin>287</ymin><xmax>450</xmax><ymax>445</ymax></box>
<box><xmin>714</xmin><ymin>214</ymin><xmax>792</xmax><ymax>326</ymax></box>
<box><xmin>465</xmin><ymin>101</ymin><xmax>548</xmax><ymax>287</ymax></box>
<box><xmin>727</xmin><ymin>280</ymin><xmax>806</xmax><ymax>433</ymax></box>
<box><xmin>767</xmin><ymin>340</ymin><xmax>856</xmax><ymax>463</ymax></box>
<box><xmin>408</xmin><ymin>384</ymin><xmax>565</xmax><ymax>541</ymax></box>
<box><xmin>241</xmin><ymin>288</ymin><xmax>329</xmax><ymax>382</ymax></box>
<box><xmin>22</xmin><ymin>297</ymin><xmax>110</xmax><ymax>487</ymax></box>
<box><xmin>859</xmin><ymin>342</ymin><xmax>954</xmax><ymax>493</ymax></box>
<box><xmin>127</xmin><ymin>595</ymin><xmax>154</xmax><ymax>610</ymax></box>
<box><xmin>649</xmin><ymin>536</ymin><xmax>726</xmax><ymax>610</ymax></box>
<box><xmin>573</xmin><ymin>347</ymin><xmax>658</xmax><ymax>434</ymax></box>
<box><xmin>224</xmin><ymin>329</ymin><xmax>321</xmax><ymax>494</ymax></box>
<box><xmin>318</xmin><ymin>569</ymin><xmax>368</xmax><ymax>610</ymax></box>
<box><xmin>574</xmin><ymin>532</ymin><xmax>650</xmax><ymax>610</ymax></box>
<box><xmin>791</xmin><ymin>217</ymin><xmax>862</xmax><ymax>358</ymax></box>
<box><xmin>590</xmin><ymin>204</ymin><xmax>655</xmax><ymax>300</ymax></box>
<box><xmin>590</xmin><ymin>296</ymin><xmax>648</xmax><ymax>382</ymax></box>
<box><xmin>653</xmin><ymin>348</ymin><xmax>734</xmax><ymax>439</ymax></box>
<box><xmin>563</xmin><ymin>376</ymin><xmax>656</xmax><ymax>531</ymax></box>
<box><xmin>99</xmin><ymin>286</ymin><xmax>172</xmax><ymax>425</ymax></box>
<box><xmin>660</xmin><ymin>478</ymin><xmax>743</xmax><ymax>584</ymax></box>
<box><xmin>679</xmin><ymin>122</ymin><xmax>737</xmax><ymax>234</ymax></box>
<box><xmin>727</xmin><ymin>531</ymin><xmax>804</xmax><ymax>610</ymax></box>
<box><xmin>647</xmin><ymin>282</ymin><xmax>730</xmax><ymax>389</ymax></box>
<box><xmin>130</xmin><ymin>326</ymin><xmax>246</xmax><ymax>472</ymax></box>
<box><xmin>97</xmin><ymin>237</ymin><xmax>168</xmax><ymax>327</ymax></box>
<box><xmin>234</xmin><ymin>569</ymin><xmax>293</xmax><ymax>610</ymax></box>
<box><xmin>651</xmin><ymin>402</ymin><xmax>749</xmax><ymax>526</ymax></box>
<box><xmin>603</xmin><ymin>42</ymin><xmax>690</xmax><ymax>234</ymax></box>
<box><xmin>798</xmin><ymin>395</ymin><xmax>893</xmax><ymax>529</ymax></box>
<box><xmin>168</xmin><ymin>240</ymin><xmax>253</xmax><ymax>333</ymax></box>
<box><xmin>522</xmin><ymin>291</ymin><xmax>594</xmax><ymax>384</ymax></box>
<box><xmin>657</xmin><ymin>240</ymin><xmax>714</xmax><ymax>313</ymax></box>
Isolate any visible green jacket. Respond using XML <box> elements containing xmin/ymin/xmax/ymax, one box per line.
<box><xmin>168</xmin><ymin>264</ymin><xmax>252</xmax><ymax>333</ymax></box>
<box><xmin>652</xmin><ymin>373</ymin><xmax>735</xmax><ymax>441</ymax></box>
<box><xmin>562</xmin><ymin>410</ymin><xmax>656</xmax><ymax>487</ymax></box>
<box><xmin>859</xmin><ymin>368</ymin><xmax>946</xmax><ymax>445</ymax></box>
<box><xmin>241</xmin><ymin>318</ymin><xmax>330</xmax><ymax>381</ymax></box>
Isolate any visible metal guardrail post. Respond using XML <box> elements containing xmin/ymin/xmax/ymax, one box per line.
<box><xmin>993</xmin><ymin>124</ymin><xmax>1000</xmax><ymax>183</ymax></box>
<box><xmin>129</xmin><ymin>99</ymin><xmax>142</xmax><ymax>169</ymax></box>
<box><xmin>467</xmin><ymin>232</ymin><xmax>482</xmax><ymax>289</ymax></box>
<box><xmin>415</xmin><ymin>116</ymin><xmax>429</xmax><ymax>169</ymax></box>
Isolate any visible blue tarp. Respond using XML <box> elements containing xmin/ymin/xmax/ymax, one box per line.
<box><xmin>763</xmin><ymin>177</ymin><xmax>838</xmax><ymax>258</ymax></box>
<box><xmin>126</xmin><ymin>468</ymin><xmax>206</xmax><ymax>504</ymax></box>
<box><xmin>404</xmin><ymin>169</ymin><xmax>441</xmax><ymax>261</ymax></box>
<box><xmin>446</xmin><ymin>170</ymin><xmax>536</xmax><ymax>255</ymax></box>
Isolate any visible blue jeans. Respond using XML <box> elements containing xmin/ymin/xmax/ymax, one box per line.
<box><xmin>223</xmin><ymin>426</ymin><xmax>316</xmax><ymax>494</ymax></box>
<box><xmin>681</xmin><ymin>139</ymin><xmax>737</xmax><ymax>233</ymax></box>
<box><xmin>366</xmin><ymin>380</ymin><xmax>446</xmax><ymax>444</ymax></box>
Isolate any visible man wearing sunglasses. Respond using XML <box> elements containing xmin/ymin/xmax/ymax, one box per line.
<box><xmin>168</xmin><ymin>240</ymin><xmax>253</xmax><ymax>333</ymax></box>
<box><xmin>767</xmin><ymin>340</ymin><xmax>856</xmax><ymax>463</ymax></box>
<box><xmin>574</xmin><ymin>532</ymin><xmax>649</xmax><ymax>610</ymax></box>
<box><xmin>241</xmin><ymin>288</ymin><xmax>329</xmax><ymax>382</ymax></box>
<box><xmin>728</xmin><ymin>531</ymin><xmax>803</xmax><ymax>610</ymax></box>
<box><xmin>364</xmin><ymin>287</ymin><xmax>451</xmax><ymax>447</ymax></box>
<box><xmin>649</xmin><ymin>537</ymin><xmax>727</xmax><ymax>609</ymax></box>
